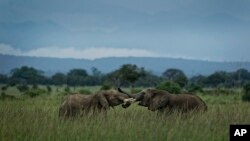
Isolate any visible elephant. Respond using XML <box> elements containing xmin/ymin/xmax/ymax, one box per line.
<box><xmin>59</xmin><ymin>90</ymin><xmax>136</xmax><ymax>117</ymax></box>
<box><xmin>118</xmin><ymin>88</ymin><xmax>207</xmax><ymax>113</ymax></box>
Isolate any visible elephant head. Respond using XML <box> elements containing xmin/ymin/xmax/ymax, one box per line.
<box><xmin>94</xmin><ymin>90</ymin><xmax>136</xmax><ymax>109</ymax></box>
<box><xmin>118</xmin><ymin>87</ymin><xmax>144</xmax><ymax>101</ymax></box>
<box><xmin>118</xmin><ymin>88</ymin><xmax>161</xmax><ymax>109</ymax></box>
<box><xmin>141</xmin><ymin>89</ymin><xmax>170</xmax><ymax>111</ymax></box>
<box><xmin>127</xmin><ymin>88</ymin><xmax>169</xmax><ymax>111</ymax></box>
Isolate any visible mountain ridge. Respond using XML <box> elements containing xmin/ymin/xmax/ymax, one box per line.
<box><xmin>1</xmin><ymin>54</ymin><xmax>250</xmax><ymax>77</ymax></box>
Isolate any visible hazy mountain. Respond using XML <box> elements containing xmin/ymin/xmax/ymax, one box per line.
<box><xmin>1</xmin><ymin>54</ymin><xmax>250</xmax><ymax>77</ymax></box>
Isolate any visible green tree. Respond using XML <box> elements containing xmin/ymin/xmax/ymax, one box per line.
<box><xmin>9</xmin><ymin>66</ymin><xmax>46</xmax><ymax>85</ymax></box>
<box><xmin>118</xmin><ymin>64</ymin><xmax>145</xmax><ymax>91</ymax></box>
<box><xmin>85</xmin><ymin>67</ymin><xmax>103</xmax><ymax>85</ymax></box>
<box><xmin>51</xmin><ymin>72</ymin><xmax>67</xmax><ymax>85</ymax></box>
<box><xmin>232</xmin><ymin>69</ymin><xmax>250</xmax><ymax>87</ymax></box>
<box><xmin>106</xmin><ymin>70</ymin><xmax>121</xmax><ymax>88</ymax></box>
<box><xmin>67</xmin><ymin>69</ymin><xmax>88</xmax><ymax>87</ymax></box>
<box><xmin>91</xmin><ymin>67</ymin><xmax>102</xmax><ymax>78</ymax></box>
<box><xmin>204</xmin><ymin>71</ymin><xmax>229</xmax><ymax>87</ymax></box>
<box><xmin>162</xmin><ymin>68</ymin><xmax>188</xmax><ymax>88</ymax></box>
<box><xmin>190</xmin><ymin>74</ymin><xmax>206</xmax><ymax>86</ymax></box>
<box><xmin>135</xmin><ymin>71</ymin><xmax>163</xmax><ymax>87</ymax></box>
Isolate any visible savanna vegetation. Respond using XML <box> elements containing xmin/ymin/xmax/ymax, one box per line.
<box><xmin>1</xmin><ymin>64</ymin><xmax>250</xmax><ymax>141</ymax></box>
<box><xmin>1</xmin><ymin>65</ymin><xmax>250</xmax><ymax>90</ymax></box>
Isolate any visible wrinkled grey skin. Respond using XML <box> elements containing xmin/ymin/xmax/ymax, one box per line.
<box><xmin>59</xmin><ymin>90</ymin><xmax>132</xmax><ymax>117</ymax></box>
<box><xmin>119</xmin><ymin>88</ymin><xmax>207</xmax><ymax>113</ymax></box>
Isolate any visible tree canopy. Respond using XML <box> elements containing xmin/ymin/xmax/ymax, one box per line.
<box><xmin>1</xmin><ymin>65</ymin><xmax>250</xmax><ymax>89</ymax></box>
<box><xmin>162</xmin><ymin>68</ymin><xmax>188</xmax><ymax>87</ymax></box>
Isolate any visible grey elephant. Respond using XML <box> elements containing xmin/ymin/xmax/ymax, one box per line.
<box><xmin>118</xmin><ymin>88</ymin><xmax>207</xmax><ymax>113</ymax></box>
<box><xmin>59</xmin><ymin>90</ymin><xmax>135</xmax><ymax>117</ymax></box>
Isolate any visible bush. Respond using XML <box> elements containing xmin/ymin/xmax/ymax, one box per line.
<box><xmin>100</xmin><ymin>83</ymin><xmax>112</xmax><ymax>90</ymax></box>
<box><xmin>32</xmin><ymin>84</ymin><xmax>38</xmax><ymax>89</ymax></box>
<box><xmin>187</xmin><ymin>83</ymin><xmax>203</xmax><ymax>93</ymax></box>
<box><xmin>58</xmin><ymin>91</ymin><xmax>68</xmax><ymax>96</ymax></box>
<box><xmin>24</xmin><ymin>88</ymin><xmax>46</xmax><ymax>98</ymax></box>
<box><xmin>202</xmin><ymin>88</ymin><xmax>236</xmax><ymax>95</ymax></box>
<box><xmin>78</xmin><ymin>89</ymin><xmax>92</xmax><ymax>94</ymax></box>
<box><xmin>1</xmin><ymin>85</ymin><xmax>8</xmax><ymax>91</ymax></box>
<box><xmin>64</xmin><ymin>86</ymin><xmax>71</xmax><ymax>92</ymax></box>
<box><xmin>46</xmin><ymin>85</ymin><xmax>52</xmax><ymax>93</ymax></box>
<box><xmin>242</xmin><ymin>83</ymin><xmax>250</xmax><ymax>102</ymax></box>
<box><xmin>17</xmin><ymin>85</ymin><xmax>29</xmax><ymax>92</ymax></box>
<box><xmin>0</xmin><ymin>92</ymin><xmax>6</xmax><ymax>99</ymax></box>
<box><xmin>0</xmin><ymin>92</ymin><xmax>16</xmax><ymax>100</ymax></box>
<box><xmin>156</xmin><ymin>81</ymin><xmax>181</xmax><ymax>94</ymax></box>
<box><xmin>131</xmin><ymin>88</ymin><xmax>143</xmax><ymax>93</ymax></box>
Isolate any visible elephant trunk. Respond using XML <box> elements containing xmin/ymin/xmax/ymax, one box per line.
<box><xmin>118</xmin><ymin>87</ymin><xmax>142</xmax><ymax>101</ymax></box>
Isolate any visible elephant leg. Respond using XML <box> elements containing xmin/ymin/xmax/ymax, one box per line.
<box><xmin>162</xmin><ymin>107</ymin><xmax>171</xmax><ymax>114</ymax></box>
<box><xmin>69</xmin><ymin>107</ymin><xmax>81</xmax><ymax>117</ymax></box>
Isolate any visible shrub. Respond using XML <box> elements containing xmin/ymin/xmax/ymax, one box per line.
<box><xmin>100</xmin><ymin>83</ymin><xmax>112</xmax><ymax>90</ymax></box>
<box><xmin>1</xmin><ymin>85</ymin><xmax>8</xmax><ymax>91</ymax></box>
<box><xmin>201</xmin><ymin>88</ymin><xmax>236</xmax><ymax>96</ymax></box>
<box><xmin>187</xmin><ymin>83</ymin><xmax>203</xmax><ymax>93</ymax></box>
<box><xmin>32</xmin><ymin>84</ymin><xmax>38</xmax><ymax>89</ymax></box>
<box><xmin>24</xmin><ymin>88</ymin><xmax>46</xmax><ymax>98</ymax></box>
<box><xmin>64</xmin><ymin>86</ymin><xmax>71</xmax><ymax>92</ymax></box>
<box><xmin>58</xmin><ymin>91</ymin><xmax>68</xmax><ymax>96</ymax></box>
<box><xmin>156</xmin><ymin>81</ymin><xmax>181</xmax><ymax>94</ymax></box>
<box><xmin>17</xmin><ymin>85</ymin><xmax>29</xmax><ymax>92</ymax></box>
<box><xmin>46</xmin><ymin>85</ymin><xmax>52</xmax><ymax>93</ymax></box>
<box><xmin>0</xmin><ymin>92</ymin><xmax>6</xmax><ymax>99</ymax></box>
<box><xmin>0</xmin><ymin>92</ymin><xmax>16</xmax><ymax>100</ymax></box>
<box><xmin>131</xmin><ymin>88</ymin><xmax>143</xmax><ymax>93</ymax></box>
<box><xmin>78</xmin><ymin>89</ymin><xmax>92</xmax><ymax>94</ymax></box>
<box><xmin>242</xmin><ymin>82</ymin><xmax>250</xmax><ymax>102</ymax></box>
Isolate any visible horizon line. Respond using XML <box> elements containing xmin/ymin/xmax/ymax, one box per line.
<box><xmin>1</xmin><ymin>53</ymin><xmax>249</xmax><ymax>63</ymax></box>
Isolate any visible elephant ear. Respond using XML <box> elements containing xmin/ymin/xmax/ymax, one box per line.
<box><xmin>158</xmin><ymin>95</ymin><xmax>169</xmax><ymax>107</ymax></box>
<box><xmin>149</xmin><ymin>93</ymin><xmax>169</xmax><ymax>111</ymax></box>
<box><xmin>97</xmin><ymin>93</ymin><xmax>110</xmax><ymax>110</ymax></box>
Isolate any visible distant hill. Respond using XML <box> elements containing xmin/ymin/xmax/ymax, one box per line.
<box><xmin>1</xmin><ymin>54</ymin><xmax>250</xmax><ymax>77</ymax></box>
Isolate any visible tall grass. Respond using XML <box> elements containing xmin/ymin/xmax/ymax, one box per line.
<box><xmin>0</xmin><ymin>86</ymin><xmax>250</xmax><ymax>141</ymax></box>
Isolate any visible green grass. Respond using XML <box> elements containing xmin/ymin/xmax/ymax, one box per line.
<box><xmin>0</xmin><ymin>85</ymin><xmax>250</xmax><ymax>141</ymax></box>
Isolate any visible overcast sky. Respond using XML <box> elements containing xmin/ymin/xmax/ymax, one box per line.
<box><xmin>0</xmin><ymin>0</ymin><xmax>250</xmax><ymax>61</ymax></box>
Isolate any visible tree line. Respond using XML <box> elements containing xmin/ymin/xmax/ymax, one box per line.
<box><xmin>0</xmin><ymin>65</ymin><xmax>250</xmax><ymax>89</ymax></box>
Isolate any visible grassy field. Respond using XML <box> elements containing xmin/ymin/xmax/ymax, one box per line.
<box><xmin>0</xmin><ymin>85</ymin><xmax>250</xmax><ymax>141</ymax></box>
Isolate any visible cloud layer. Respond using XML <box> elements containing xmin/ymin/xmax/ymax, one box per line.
<box><xmin>0</xmin><ymin>44</ymin><xmax>159</xmax><ymax>60</ymax></box>
<box><xmin>1</xmin><ymin>1</ymin><xmax>250</xmax><ymax>62</ymax></box>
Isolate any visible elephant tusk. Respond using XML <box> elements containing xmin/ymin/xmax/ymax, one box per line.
<box><xmin>123</xmin><ymin>98</ymin><xmax>136</xmax><ymax>103</ymax></box>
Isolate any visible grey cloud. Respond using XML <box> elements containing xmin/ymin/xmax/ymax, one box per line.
<box><xmin>0</xmin><ymin>0</ymin><xmax>250</xmax><ymax>61</ymax></box>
